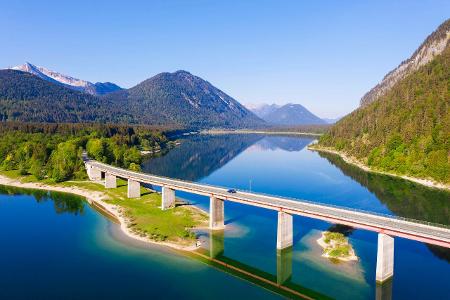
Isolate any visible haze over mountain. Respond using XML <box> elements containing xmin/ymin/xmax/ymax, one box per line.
<box><xmin>0</xmin><ymin>68</ymin><xmax>263</xmax><ymax>128</ymax></box>
<box><xmin>8</xmin><ymin>63</ymin><xmax>122</xmax><ymax>95</ymax></box>
<box><xmin>320</xmin><ymin>19</ymin><xmax>450</xmax><ymax>184</ymax></box>
<box><xmin>249</xmin><ymin>103</ymin><xmax>326</xmax><ymax>125</ymax></box>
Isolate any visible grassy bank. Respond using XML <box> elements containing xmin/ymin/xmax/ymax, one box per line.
<box><xmin>0</xmin><ymin>170</ymin><xmax>208</xmax><ymax>247</ymax></box>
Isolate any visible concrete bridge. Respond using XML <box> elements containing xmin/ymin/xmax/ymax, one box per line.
<box><xmin>85</xmin><ymin>159</ymin><xmax>450</xmax><ymax>284</ymax></box>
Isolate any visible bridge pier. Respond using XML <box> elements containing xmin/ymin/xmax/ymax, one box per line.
<box><xmin>162</xmin><ymin>186</ymin><xmax>175</xmax><ymax>210</ymax></box>
<box><xmin>87</xmin><ymin>165</ymin><xmax>102</xmax><ymax>181</ymax></box>
<box><xmin>277</xmin><ymin>211</ymin><xmax>293</xmax><ymax>250</ymax></box>
<box><xmin>104</xmin><ymin>173</ymin><xmax>117</xmax><ymax>188</ymax></box>
<box><xmin>209</xmin><ymin>196</ymin><xmax>224</xmax><ymax>230</ymax></box>
<box><xmin>277</xmin><ymin>247</ymin><xmax>293</xmax><ymax>285</ymax></box>
<box><xmin>127</xmin><ymin>179</ymin><xmax>140</xmax><ymax>198</ymax></box>
<box><xmin>376</xmin><ymin>233</ymin><xmax>394</xmax><ymax>283</ymax></box>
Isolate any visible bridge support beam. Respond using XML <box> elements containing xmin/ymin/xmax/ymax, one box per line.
<box><xmin>127</xmin><ymin>179</ymin><xmax>140</xmax><ymax>198</ymax></box>
<box><xmin>277</xmin><ymin>247</ymin><xmax>293</xmax><ymax>285</ymax></box>
<box><xmin>87</xmin><ymin>166</ymin><xmax>102</xmax><ymax>181</ymax></box>
<box><xmin>209</xmin><ymin>196</ymin><xmax>224</xmax><ymax>230</ymax></box>
<box><xmin>277</xmin><ymin>211</ymin><xmax>293</xmax><ymax>250</ymax></box>
<box><xmin>162</xmin><ymin>186</ymin><xmax>175</xmax><ymax>210</ymax></box>
<box><xmin>104</xmin><ymin>173</ymin><xmax>117</xmax><ymax>189</ymax></box>
<box><xmin>376</xmin><ymin>233</ymin><xmax>394</xmax><ymax>283</ymax></box>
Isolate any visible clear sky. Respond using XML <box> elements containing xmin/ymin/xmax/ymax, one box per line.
<box><xmin>1</xmin><ymin>1</ymin><xmax>449</xmax><ymax>118</ymax></box>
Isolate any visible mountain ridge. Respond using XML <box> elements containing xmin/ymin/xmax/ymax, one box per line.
<box><xmin>249</xmin><ymin>103</ymin><xmax>325</xmax><ymax>125</ymax></box>
<box><xmin>8</xmin><ymin>62</ymin><xmax>122</xmax><ymax>95</ymax></box>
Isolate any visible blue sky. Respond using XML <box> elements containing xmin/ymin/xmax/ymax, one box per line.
<box><xmin>1</xmin><ymin>1</ymin><xmax>449</xmax><ymax>118</ymax></box>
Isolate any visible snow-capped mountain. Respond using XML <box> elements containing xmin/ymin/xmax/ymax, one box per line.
<box><xmin>9</xmin><ymin>62</ymin><xmax>122</xmax><ymax>95</ymax></box>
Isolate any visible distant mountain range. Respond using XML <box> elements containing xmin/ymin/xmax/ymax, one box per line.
<box><xmin>0</xmin><ymin>65</ymin><xmax>263</xmax><ymax>128</ymax></box>
<box><xmin>248</xmin><ymin>103</ymin><xmax>326</xmax><ymax>125</ymax></box>
<box><xmin>9</xmin><ymin>63</ymin><xmax>122</xmax><ymax>95</ymax></box>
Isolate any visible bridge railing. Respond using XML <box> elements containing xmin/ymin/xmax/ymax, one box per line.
<box><xmin>86</xmin><ymin>159</ymin><xmax>450</xmax><ymax>231</ymax></box>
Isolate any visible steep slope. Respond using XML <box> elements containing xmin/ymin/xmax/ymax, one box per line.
<box><xmin>261</xmin><ymin>103</ymin><xmax>325</xmax><ymax>125</ymax></box>
<box><xmin>9</xmin><ymin>62</ymin><xmax>122</xmax><ymax>95</ymax></box>
<box><xmin>319</xmin><ymin>28</ymin><xmax>450</xmax><ymax>184</ymax></box>
<box><xmin>360</xmin><ymin>19</ymin><xmax>450</xmax><ymax>106</ymax></box>
<box><xmin>105</xmin><ymin>70</ymin><xmax>264</xmax><ymax>128</ymax></box>
<box><xmin>247</xmin><ymin>103</ymin><xmax>281</xmax><ymax>118</ymax></box>
<box><xmin>0</xmin><ymin>70</ymin><xmax>133</xmax><ymax>123</ymax></box>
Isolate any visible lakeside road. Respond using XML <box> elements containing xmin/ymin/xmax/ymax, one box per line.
<box><xmin>308</xmin><ymin>145</ymin><xmax>450</xmax><ymax>192</ymax></box>
<box><xmin>201</xmin><ymin>129</ymin><xmax>323</xmax><ymax>136</ymax></box>
<box><xmin>0</xmin><ymin>174</ymin><xmax>207</xmax><ymax>252</ymax></box>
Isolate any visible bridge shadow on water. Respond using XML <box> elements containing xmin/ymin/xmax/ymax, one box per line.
<box><xmin>189</xmin><ymin>230</ymin><xmax>393</xmax><ymax>300</ymax></box>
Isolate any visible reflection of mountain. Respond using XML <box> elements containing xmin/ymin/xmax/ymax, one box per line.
<box><xmin>318</xmin><ymin>152</ymin><xmax>450</xmax><ymax>225</ymax></box>
<box><xmin>0</xmin><ymin>185</ymin><xmax>85</xmax><ymax>215</ymax></box>
<box><xmin>318</xmin><ymin>152</ymin><xmax>450</xmax><ymax>262</ymax></box>
<box><xmin>256</xmin><ymin>136</ymin><xmax>313</xmax><ymax>152</ymax></box>
<box><xmin>142</xmin><ymin>134</ymin><xmax>263</xmax><ymax>181</ymax></box>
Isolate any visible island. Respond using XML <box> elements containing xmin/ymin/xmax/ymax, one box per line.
<box><xmin>317</xmin><ymin>231</ymin><xmax>358</xmax><ymax>262</ymax></box>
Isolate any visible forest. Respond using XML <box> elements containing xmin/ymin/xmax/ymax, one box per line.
<box><xmin>320</xmin><ymin>44</ymin><xmax>449</xmax><ymax>184</ymax></box>
<box><xmin>0</xmin><ymin>122</ymin><xmax>169</xmax><ymax>182</ymax></box>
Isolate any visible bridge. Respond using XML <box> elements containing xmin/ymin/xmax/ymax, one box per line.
<box><xmin>85</xmin><ymin>159</ymin><xmax>450</xmax><ymax>284</ymax></box>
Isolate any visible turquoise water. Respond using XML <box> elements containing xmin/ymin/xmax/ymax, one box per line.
<box><xmin>1</xmin><ymin>134</ymin><xmax>449</xmax><ymax>299</ymax></box>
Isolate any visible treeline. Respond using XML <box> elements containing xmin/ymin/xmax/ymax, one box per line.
<box><xmin>320</xmin><ymin>44</ymin><xmax>450</xmax><ymax>183</ymax></box>
<box><xmin>0</xmin><ymin>123</ymin><xmax>169</xmax><ymax>182</ymax></box>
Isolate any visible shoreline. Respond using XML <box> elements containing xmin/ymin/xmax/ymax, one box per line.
<box><xmin>308</xmin><ymin>145</ymin><xmax>450</xmax><ymax>192</ymax></box>
<box><xmin>316</xmin><ymin>233</ymin><xmax>358</xmax><ymax>262</ymax></box>
<box><xmin>201</xmin><ymin>129</ymin><xmax>323</xmax><ymax>136</ymax></box>
<box><xmin>0</xmin><ymin>175</ymin><xmax>205</xmax><ymax>252</ymax></box>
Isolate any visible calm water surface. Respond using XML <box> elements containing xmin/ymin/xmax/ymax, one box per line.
<box><xmin>1</xmin><ymin>134</ymin><xmax>449</xmax><ymax>299</ymax></box>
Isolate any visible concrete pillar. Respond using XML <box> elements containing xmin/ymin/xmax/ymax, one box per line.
<box><xmin>104</xmin><ymin>173</ymin><xmax>117</xmax><ymax>188</ymax></box>
<box><xmin>127</xmin><ymin>179</ymin><xmax>140</xmax><ymax>198</ymax></box>
<box><xmin>88</xmin><ymin>166</ymin><xmax>102</xmax><ymax>181</ymax></box>
<box><xmin>161</xmin><ymin>186</ymin><xmax>175</xmax><ymax>210</ymax></box>
<box><xmin>210</xmin><ymin>230</ymin><xmax>224</xmax><ymax>259</ymax></box>
<box><xmin>277</xmin><ymin>247</ymin><xmax>293</xmax><ymax>285</ymax></box>
<box><xmin>376</xmin><ymin>233</ymin><xmax>394</xmax><ymax>283</ymax></box>
<box><xmin>209</xmin><ymin>196</ymin><xmax>224</xmax><ymax>229</ymax></box>
<box><xmin>277</xmin><ymin>211</ymin><xmax>293</xmax><ymax>250</ymax></box>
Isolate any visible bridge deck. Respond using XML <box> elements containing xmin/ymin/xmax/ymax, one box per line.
<box><xmin>86</xmin><ymin>160</ymin><xmax>450</xmax><ymax>248</ymax></box>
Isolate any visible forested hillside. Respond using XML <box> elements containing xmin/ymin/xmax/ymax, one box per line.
<box><xmin>319</xmin><ymin>42</ymin><xmax>450</xmax><ymax>183</ymax></box>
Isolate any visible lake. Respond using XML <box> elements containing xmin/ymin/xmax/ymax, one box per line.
<box><xmin>1</xmin><ymin>134</ymin><xmax>449</xmax><ymax>299</ymax></box>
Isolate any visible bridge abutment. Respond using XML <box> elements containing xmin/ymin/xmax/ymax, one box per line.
<box><xmin>162</xmin><ymin>186</ymin><xmax>175</xmax><ymax>209</ymax></box>
<box><xmin>277</xmin><ymin>211</ymin><xmax>293</xmax><ymax>250</ymax></box>
<box><xmin>104</xmin><ymin>173</ymin><xmax>117</xmax><ymax>188</ymax></box>
<box><xmin>87</xmin><ymin>165</ymin><xmax>102</xmax><ymax>181</ymax></box>
<box><xmin>376</xmin><ymin>233</ymin><xmax>394</xmax><ymax>283</ymax></box>
<box><xmin>209</xmin><ymin>196</ymin><xmax>224</xmax><ymax>229</ymax></box>
<box><xmin>127</xmin><ymin>179</ymin><xmax>140</xmax><ymax>198</ymax></box>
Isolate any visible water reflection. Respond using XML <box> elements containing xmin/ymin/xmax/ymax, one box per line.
<box><xmin>317</xmin><ymin>152</ymin><xmax>450</xmax><ymax>225</ymax></box>
<box><xmin>142</xmin><ymin>134</ymin><xmax>264</xmax><ymax>181</ymax></box>
<box><xmin>256</xmin><ymin>136</ymin><xmax>312</xmax><ymax>152</ymax></box>
<box><xmin>0</xmin><ymin>185</ymin><xmax>85</xmax><ymax>215</ymax></box>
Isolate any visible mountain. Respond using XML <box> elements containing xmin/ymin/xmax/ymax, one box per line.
<box><xmin>9</xmin><ymin>63</ymin><xmax>122</xmax><ymax>95</ymax></box>
<box><xmin>104</xmin><ymin>70</ymin><xmax>264</xmax><ymax>128</ymax></box>
<box><xmin>247</xmin><ymin>103</ymin><xmax>281</xmax><ymax>118</ymax></box>
<box><xmin>0</xmin><ymin>69</ymin><xmax>132</xmax><ymax>123</ymax></box>
<box><xmin>322</xmin><ymin>117</ymin><xmax>341</xmax><ymax>124</ymax></box>
<box><xmin>319</xmin><ymin>19</ymin><xmax>450</xmax><ymax>184</ymax></box>
<box><xmin>360</xmin><ymin>19</ymin><xmax>450</xmax><ymax>106</ymax></box>
<box><xmin>0</xmin><ymin>69</ymin><xmax>263</xmax><ymax>128</ymax></box>
<box><xmin>256</xmin><ymin>103</ymin><xmax>326</xmax><ymax>125</ymax></box>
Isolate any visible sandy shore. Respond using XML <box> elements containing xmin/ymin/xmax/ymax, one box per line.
<box><xmin>308</xmin><ymin>145</ymin><xmax>450</xmax><ymax>191</ymax></box>
<box><xmin>0</xmin><ymin>175</ymin><xmax>203</xmax><ymax>252</ymax></box>
<box><xmin>201</xmin><ymin>129</ymin><xmax>323</xmax><ymax>136</ymax></box>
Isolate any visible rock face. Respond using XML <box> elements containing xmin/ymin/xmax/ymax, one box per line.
<box><xmin>254</xmin><ymin>103</ymin><xmax>325</xmax><ymax>125</ymax></box>
<box><xmin>360</xmin><ymin>19</ymin><xmax>450</xmax><ymax>106</ymax></box>
<box><xmin>8</xmin><ymin>62</ymin><xmax>122</xmax><ymax>95</ymax></box>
